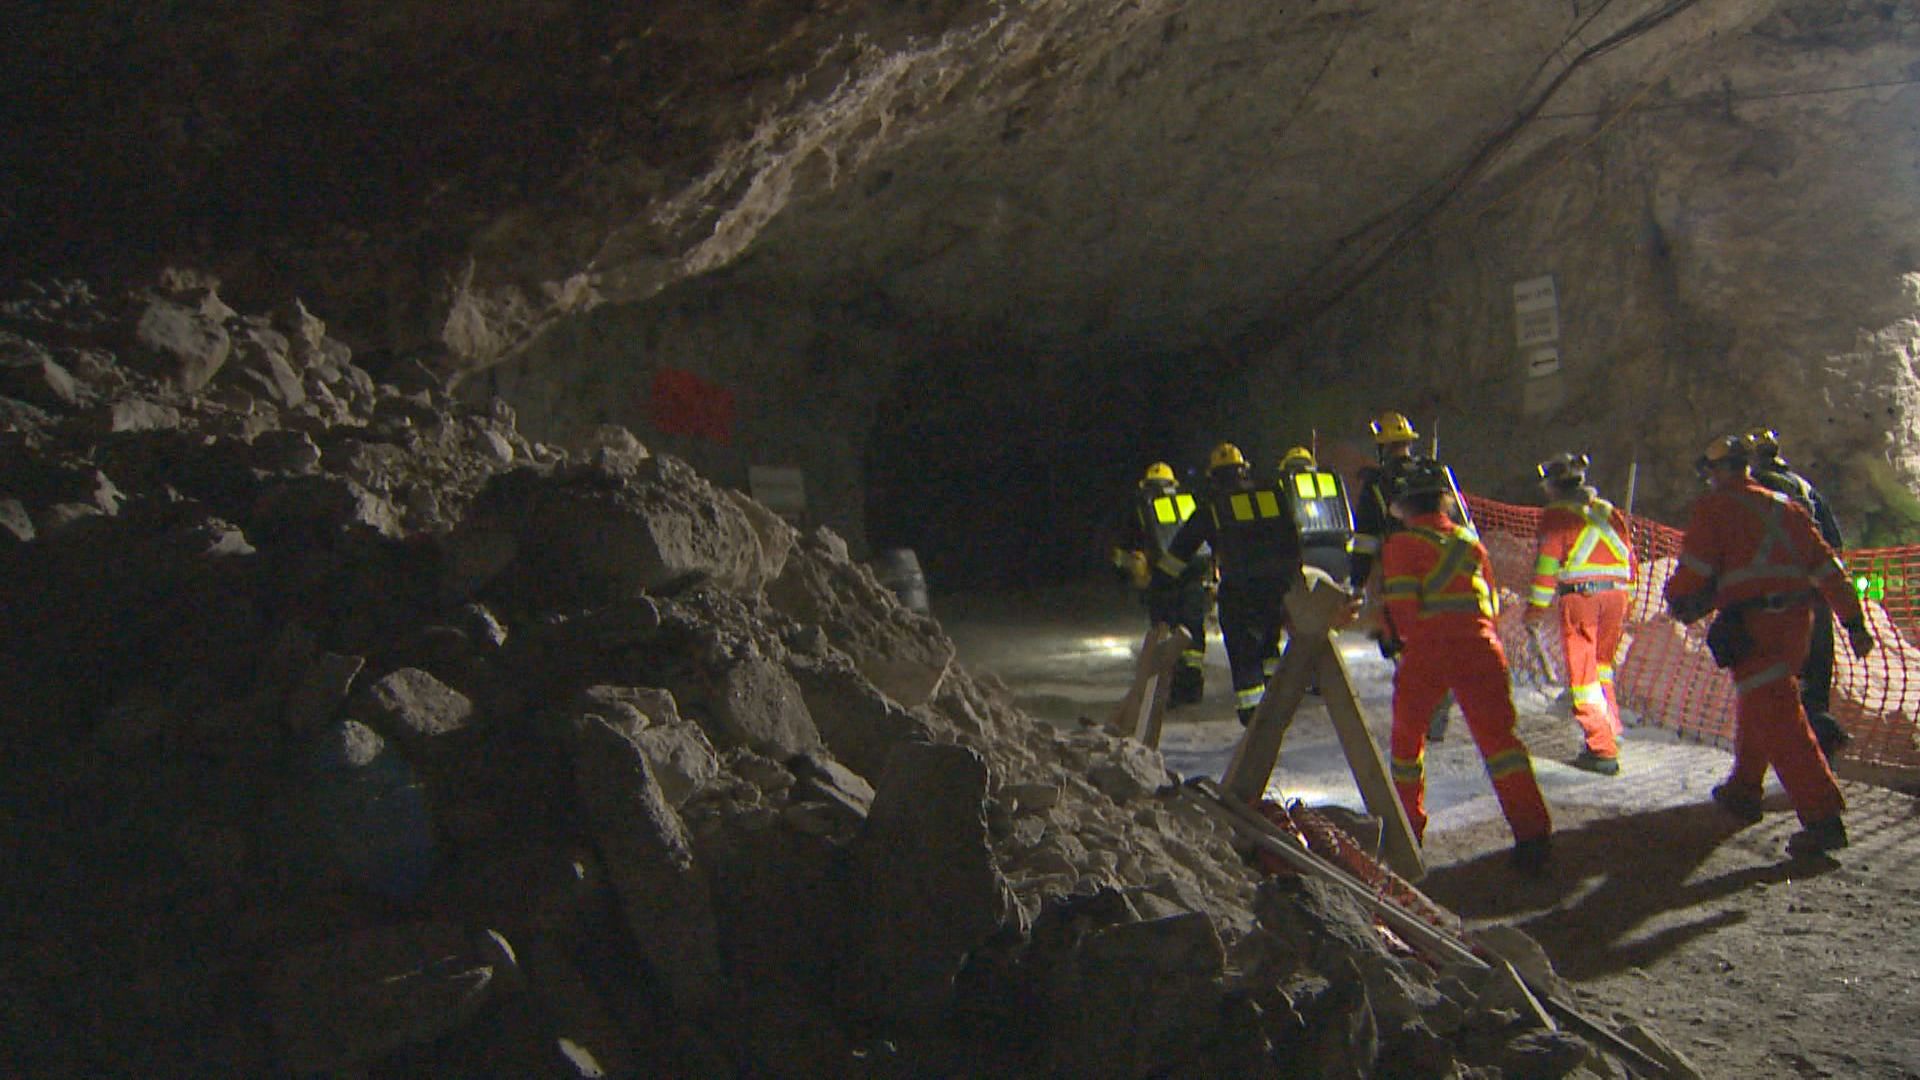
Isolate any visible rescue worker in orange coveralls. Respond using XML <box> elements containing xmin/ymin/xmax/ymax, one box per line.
<box><xmin>1664</xmin><ymin>434</ymin><xmax>1875</xmax><ymax>856</ymax></box>
<box><xmin>1525</xmin><ymin>452</ymin><xmax>1634</xmax><ymax>776</ymax></box>
<box><xmin>1378</xmin><ymin>459</ymin><xmax>1553</xmax><ymax>872</ymax></box>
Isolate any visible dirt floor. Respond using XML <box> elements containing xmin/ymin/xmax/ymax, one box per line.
<box><xmin>942</xmin><ymin>584</ymin><xmax>1920</xmax><ymax>1080</ymax></box>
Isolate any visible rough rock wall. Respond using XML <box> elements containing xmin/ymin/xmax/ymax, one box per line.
<box><xmin>2</xmin><ymin>278</ymin><xmax>1695</xmax><ymax>1078</ymax></box>
<box><xmin>1258</xmin><ymin>0</ymin><xmax>1920</xmax><ymax>538</ymax></box>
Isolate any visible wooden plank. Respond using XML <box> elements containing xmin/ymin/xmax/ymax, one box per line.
<box><xmin>1107</xmin><ymin>623</ymin><xmax>1168</xmax><ymax>736</ymax></box>
<box><xmin>1138</xmin><ymin>625</ymin><xmax>1190</xmax><ymax>748</ymax></box>
<box><xmin>1313</xmin><ymin>642</ymin><xmax>1425</xmax><ymax>882</ymax></box>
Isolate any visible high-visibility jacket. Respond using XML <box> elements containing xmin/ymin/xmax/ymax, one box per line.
<box><xmin>1281</xmin><ymin>466</ymin><xmax>1353</xmax><ymax>550</ymax></box>
<box><xmin>1528</xmin><ymin>494</ymin><xmax>1635</xmax><ymax>609</ymax></box>
<box><xmin>1380</xmin><ymin>512</ymin><xmax>1499</xmax><ymax>642</ymax></box>
<box><xmin>1159</xmin><ymin>477</ymin><xmax>1302</xmax><ymax>585</ymax></box>
<box><xmin>1663</xmin><ymin>475</ymin><xmax>1863</xmax><ymax>623</ymax></box>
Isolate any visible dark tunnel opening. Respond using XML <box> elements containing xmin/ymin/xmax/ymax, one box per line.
<box><xmin>862</xmin><ymin>342</ymin><xmax>1228</xmax><ymax>594</ymax></box>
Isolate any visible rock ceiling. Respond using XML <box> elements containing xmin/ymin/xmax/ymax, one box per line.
<box><xmin>7</xmin><ymin>1</ymin><xmax>1920</xmax><ymax>576</ymax></box>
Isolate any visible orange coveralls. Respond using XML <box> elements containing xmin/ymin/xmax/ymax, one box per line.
<box><xmin>1382</xmin><ymin>512</ymin><xmax>1553</xmax><ymax>845</ymax></box>
<box><xmin>1662</xmin><ymin>476</ymin><xmax>1865</xmax><ymax>826</ymax></box>
<box><xmin>1528</xmin><ymin>496</ymin><xmax>1635</xmax><ymax>755</ymax></box>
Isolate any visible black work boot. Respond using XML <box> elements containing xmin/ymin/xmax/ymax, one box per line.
<box><xmin>1510</xmin><ymin>835</ymin><xmax>1552</xmax><ymax>874</ymax></box>
<box><xmin>1786</xmin><ymin>817</ymin><xmax>1848</xmax><ymax>856</ymax></box>
<box><xmin>1570</xmin><ymin>750</ymin><xmax>1621</xmax><ymax>776</ymax></box>
<box><xmin>1710</xmin><ymin>782</ymin><xmax>1764</xmax><ymax>825</ymax></box>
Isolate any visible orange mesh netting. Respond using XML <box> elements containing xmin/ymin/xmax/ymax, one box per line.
<box><xmin>1466</xmin><ymin>494</ymin><xmax>1920</xmax><ymax>778</ymax></box>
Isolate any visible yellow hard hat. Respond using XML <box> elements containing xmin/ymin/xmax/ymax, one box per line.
<box><xmin>1279</xmin><ymin>446</ymin><xmax>1315</xmax><ymax>471</ymax></box>
<box><xmin>1745</xmin><ymin>427</ymin><xmax>1783</xmax><ymax>462</ymax></box>
<box><xmin>1208</xmin><ymin>442</ymin><xmax>1247</xmax><ymax>471</ymax></box>
<box><xmin>1141</xmin><ymin>461</ymin><xmax>1176</xmax><ymax>485</ymax></box>
<box><xmin>1369</xmin><ymin>411</ymin><xmax>1419</xmax><ymax>445</ymax></box>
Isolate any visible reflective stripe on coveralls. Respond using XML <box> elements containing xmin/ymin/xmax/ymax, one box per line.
<box><xmin>1381</xmin><ymin>515</ymin><xmax>1551</xmax><ymax>845</ymax></box>
<box><xmin>1663</xmin><ymin>476</ymin><xmax>1866</xmax><ymax>826</ymax></box>
<box><xmin>1529</xmin><ymin>499</ymin><xmax>1632</xmax><ymax>607</ymax></box>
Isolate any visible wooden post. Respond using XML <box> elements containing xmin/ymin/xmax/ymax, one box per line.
<box><xmin>1107</xmin><ymin>624</ymin><xmax>1169</xmax><ymax>736</ymax></box>
<box><xmin>1218</xmin><ymin>567</ymin><xmax>1425</xmax><ymax>882</ymax></box>
<box><xmin>1138</xmin><ymin>626</ymin><xmax>1189</xmax><ymax>748</ymax></box>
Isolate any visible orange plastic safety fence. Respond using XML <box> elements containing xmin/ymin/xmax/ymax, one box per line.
<box><xmin>1466</xmin><ymin>494</ymin><xmax>1920</xmax><ymax>779</ymax></box>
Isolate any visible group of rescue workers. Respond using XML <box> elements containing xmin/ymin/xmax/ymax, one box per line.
<box><xmin>1109</xmin><ymin>411</ymin><xmax>1874</xmax><ymax>872</ymax></box>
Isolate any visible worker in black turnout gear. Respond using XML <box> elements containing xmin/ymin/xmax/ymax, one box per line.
<box><xmin>1748</xmin><ymin>427</ymin><xmax>1851</xmax><ymax>761</ymax></box>
<box><xmin>1279</xmin><ymin>445</ymin><xmax>1355</xmax><ymax>584</ymax></box>
<box><xmin>1156</xmin><ymin>443</ymin><xmax>1304</xmax><ymax>725</ymax></box>
<box><xmin>1110</xmin><ymin>461</ymin><xmax>1211</xmax><ymax>705</ymax></box>
<box><xmin>1350</xmin><ymin>411</ymin><xmax>1425</xmax><ymax>592</ymax></box>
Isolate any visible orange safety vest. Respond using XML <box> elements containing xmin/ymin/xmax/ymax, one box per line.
<box><xmin>1381</xmin><ymin>512</ymin><xmax>1499</xmax><ymax>640</ymax></box>
<box><xmin>1663</xmin><ymin>476</ymin><xmax>1862</xmax><ymax>622</ymax></box>
<box><xmin>1528</xmin><ymin>497</ymin><xmax>1634</xmax><ymax>608</ymax></box>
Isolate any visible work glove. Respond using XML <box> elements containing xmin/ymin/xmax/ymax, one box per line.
<box><xmin>1125</xmin><ymin>551</ymin><xmax>1151</xmax><ymax>589</ymax></box>
<box><xmin>1844</xmin><ymin>617</ymin><xmax>1875</xmax><ymax>660</ymax></box>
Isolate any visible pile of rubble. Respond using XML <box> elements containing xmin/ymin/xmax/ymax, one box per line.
<box><xmin>0</xmin><ymin>275</ymin><xmax>1673</xmax><ymax>1077</ymax></box>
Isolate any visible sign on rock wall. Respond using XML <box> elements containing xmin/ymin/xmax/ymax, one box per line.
<box><xmin>749</xmin><ymin>466</ymin><xmax>807</xmax><ymax>524</ymax></box>
<box><xmin>1514</xmin><ymin>274</ymin><xmax>1565</xmax><ymax>417</ymax></box>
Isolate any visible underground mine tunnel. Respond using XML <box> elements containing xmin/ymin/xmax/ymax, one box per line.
<box><xmin>5</xmin><ymin>3</ymin><xmax>1920</xmax><ymax>1077</ymax></box>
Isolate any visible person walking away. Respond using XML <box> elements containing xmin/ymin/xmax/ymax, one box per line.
<box><xmin>1349</xmin><ymin>411</ymin><xmax>1423</xmax><ymax>593</ymax></box>
<box><xmin>1109</xmin><ymin>461</ymin><xmax>1210</xmax><ymax>705</ymax></box>
<box><xmin>1352</xmin><ymin>410</ymin><xmax>1460</xmax><ymax>740</ymax></box>
<box><xmin>1156</xmin><ymin>443</ymin><xmax>1303</xmax><ymax>725</ymax></box>
<box><xmin>1279</xmin><ymin>445</ymin><xmax>1355</xmax><ymax>585</ymax></box>
<box><xmin>1747</xmin><ymin>427</ymin><xmax>1851</xmax><ymax>762</ymax></box>
<box><xmin>1663</xmin><ymin>435</ymin><xmax>1875</xmax><ymax>856</ymax></box>
<box><xmin>1378</xmin><ymin>459</ymin><xmax>1553</xmax><ymax>872</ymax></box>
<box><xmin>1525</xmin><ymin>452</ymin><xmax>1634</xmax><ymax>775</ymax></box>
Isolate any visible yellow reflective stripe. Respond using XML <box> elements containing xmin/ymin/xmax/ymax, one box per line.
<box><xmin>1571</xmin><ymin>683</ymin><xmax>1606</xmax><ymax>707</ymax></box>
<box><xmin>1597</xmin><ymin>663</ymin><xmax>1615</xmax><ymax>684</ymax></box>
<box><xmin>1534</xmin><ymin>552</ymin><xmax>1563</xmax><ymax>576</ymax></box>
<box><xmin>1236</xmin><ymin>686</ymin><xmax>1265</xmax><ymax>708</ymax></box>
<box><xmin>1350</xmin><ymin>534</ymin><xmax>1383</xmax><ymax>555</ymax></box>
<box><xmin>1485</xmin><ymin>747</ymin><xmax>1533</xmax><ymax>779</ymax></box>
<box><xmin>1530</xmin><ymin>585</ymin><xmax>1556</xmax><ymax>606</ymax></box>
<box><xmin>1176</xmin><ymin>493</ymin><xmax>1195</xmax><ymax>520</ymax></box>
<box><xmin>1153</xmin><ymin>495</ymin><xmax>1180</xmax><ymax>524</ymax></box>
<box><xmin>1294</xmin><ymin>473</ymin><xmax>1316</xmax><ymax>499</ymax></box>
<box><xmin>1230</xmin><ymin>490</ymin><xmax>1285</xmax><ymax>521</ymax></box>
<box><xmin>1391</xmin><ymin>754</ymin><xmax>1425</xmax><ymax>783</ymax></box>
<box><xmin>1317</xmin><ymin>473</ymin><xmax>1338</xmax><ymax>497</ymax></box>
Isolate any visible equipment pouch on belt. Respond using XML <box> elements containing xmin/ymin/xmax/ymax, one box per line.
<box><xmin>1705</xmin><ymin>607</ymin><xmax>1754</xmax><ymax>669</ymax></box>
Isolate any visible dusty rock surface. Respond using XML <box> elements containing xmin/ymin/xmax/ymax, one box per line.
<box><xmin>0</xmin><ymin>277</ymin><xmax>1735</xmax><ymax>1077</ymax></box>
<box><xmin>1419</xmin><ymin>768</ymin><xmax>1920</xmax><ymax>1080</ymax></box>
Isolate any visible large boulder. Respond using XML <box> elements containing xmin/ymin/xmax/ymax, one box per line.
<box><xmin>446</xmin><ymin>455</ymin><xmax>787</xmax><ymax>606</ymax></box>
<box><xmin>568</xmin><ymin>713</ymin><xmax>723</xmax><ymax>1014</ymax></box>
<box><xmin>852</xmin><ymin>740</ymin><xmax>1013</xmax><ymax>1028</ymax></box>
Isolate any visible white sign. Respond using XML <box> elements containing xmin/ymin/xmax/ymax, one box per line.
<box><xmin>1513</xmin><ymin>274</ymin><xmax>1560</xmax><ymax>347</ymax></box>
<box><xmin>1525</xmin><ymin>346</ymin><xmax>1561</xmax><ymax>379</ymax></box>
<box><xmin>748</xmin><ymin>466</ymin><xmax>807</xmax><ymax>521</ymax></box>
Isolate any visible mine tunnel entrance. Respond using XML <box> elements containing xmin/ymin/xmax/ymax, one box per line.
<box><xmin>863</xmin><ymin>341</ymin><xmax>1224</xmax><ymax>593</ymax></box>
